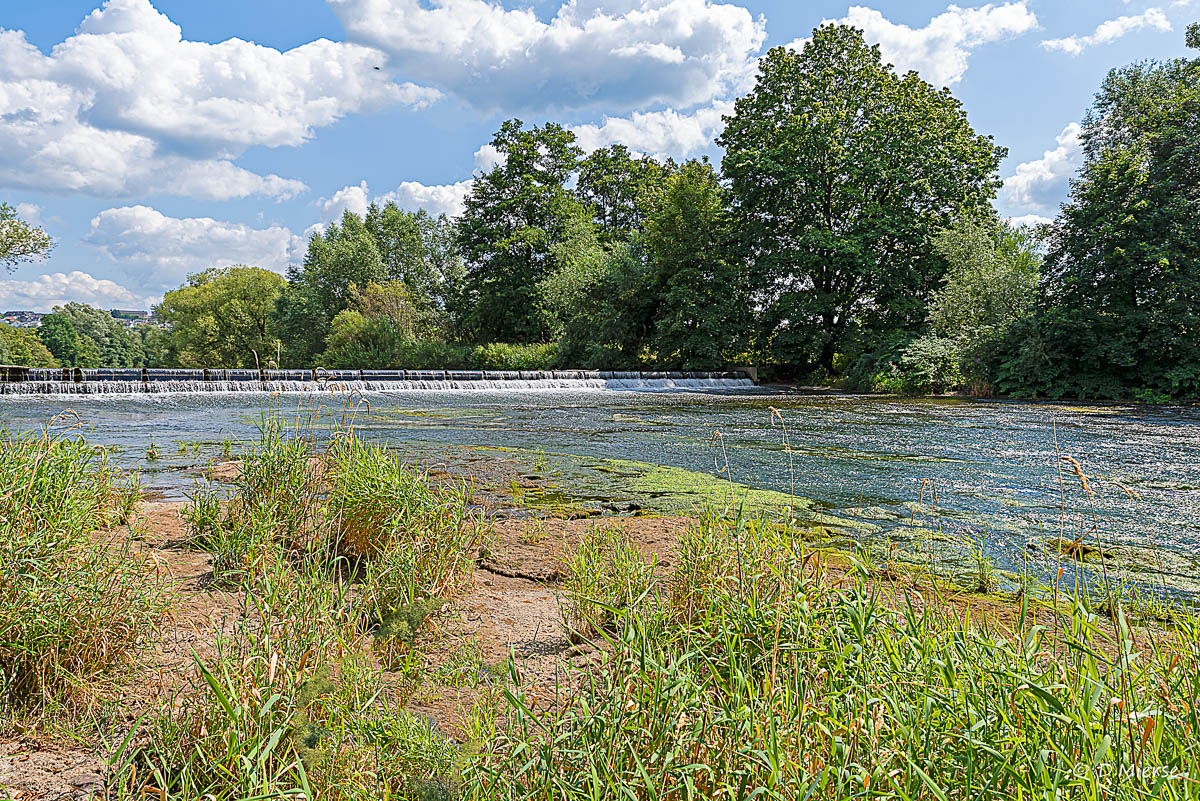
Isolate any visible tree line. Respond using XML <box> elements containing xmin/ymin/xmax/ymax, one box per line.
<box><xmin>5</xmin><ymin>23</ymin><xmax>1198</xmax><ymax>400</ymax></box>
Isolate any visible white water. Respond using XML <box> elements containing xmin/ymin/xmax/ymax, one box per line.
<box><xmin>0</xmin><ymin>377</ymin><xmax>756</xmax><ymax>395</ymax></box>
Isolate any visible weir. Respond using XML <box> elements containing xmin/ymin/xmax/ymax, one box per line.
<box><xmin>0</xmin><ymin>367</ymin><xmax>755</xmax><ymax>395</ymax></box>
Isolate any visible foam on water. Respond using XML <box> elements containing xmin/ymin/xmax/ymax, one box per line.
<box><xmin>0</xmin><ymin>377</ymin><xmax>755</xmax><ymax>395</ymax></box>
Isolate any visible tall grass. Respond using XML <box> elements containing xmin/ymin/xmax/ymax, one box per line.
<box><xmin>559</xmin><ymin>521</ymin><xmax>655</xmax><ymax>637</ymax></box>
<box><xmin>326</xmin><ymin>433</ymin><xmax>483</xmax><ymax>619</ymax></box>
<box><xmin>138</xmin><ymin>414</ymin><xmax>484</xmax><ymax>799</ymax></box>
<box><xmin>469</xmin><ymin>512</ymin><xmax>1200</xmax><ymax>800</ymax></box>
<box><xmin>0</xmin><ymin>426</ymin><xmax>168</xmax><ymax>714</ymax></box>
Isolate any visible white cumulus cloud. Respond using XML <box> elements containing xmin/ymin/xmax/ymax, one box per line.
<box><xmin>570</xmin><ymin>100</ymin><xmax>731</xmax><ymax>159</ymax></box>
<box><xmin>1006</xmin><ymin>213</ymin><xmax>1052</xmax><ymax>228</ymax></box>
<box><xmin>84</xmin><ymin>205</ymin><xmax>306</xmax><ymax>289</ymax></box>
<box><xmin>319</xmin><ymin>181</ymin><xmax>373</xmax><ymax>222</ymax></box>
<box><xmin>327</xmin><ymin>0</ymin><xmax>766</xmax><ymax>112</ymax></box>
<box><xmin>1042</xmin><ymin>8</ymin><xmax>1172</xmax><ymax>55</ymax></box>
<box><xmin>791</xmin><ymin>2</ymin><xmax>1039</xmax><ymax>87</ymax></box>
<box><xmin>319</xmin><ymin>178</ymin><xmax>473</xmax><ymax>223</ymax></box>
<box><xmin>0</xmin><ymin>0</ymin><xmax>438</xmax><ymax>200</ymax></box>
<box><xmin>382</xmin><ymin>181</ymin><xmax>473</xmax><ymax>218</ymax></box>
<box><xmin>1001</xmin><ymin>122</ymin><xmax>1082</xmax><ymax>214</ymax></box>
<box><xmin>0</xmin><ymin>271</ymin><xmax>158</xmax><ymax>312</ymax></box>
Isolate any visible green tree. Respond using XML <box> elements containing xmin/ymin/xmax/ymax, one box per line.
<box><xmin>136</xmin><ymin>325</ymin><xmax>172</xmax><ymax>368</ymax></box>
<box><xmin>456</xmin><ymin>119</ymin><xmax>585</xmax><ymax>343</ymax></box>
<box><xmin>38</xmin><ymin>314</ymin><xmax>82</xmax><ymax>366</ymax></box>
<box><xmin>74</xmin><ymin>334</ymin><xmax>101</xmax><ymax>368</ymax></box>
<box><xmin>0</xmin><ymin>203</ymin><xmax>52</xmax><ymax>271</ymax></box>
<box><xmin>1008</xmin><ymin>38</ymin><xmax>1200</xmax><ymax>399</ymax></box>
<box><xmin>363</xmin><ymin>203</ymin><xmax>464</xmax><ymax>317</ymax></box>
<box><xmin>538</xmin><ymin>201</ymin><xmax>608</xmax><ymax>337</ymax></box>
<box><xmin>719</xmin><ymin>26</ymin><xmax>1005</xmax><ymax>376</ymax></box>
<box><xmin>928</xmin><ymin>221</ymin><xmax>1041</xmax><ymax>341</ymax></box>
<box><xmin>52</xmin><ymin>303</ymin><xmax>143</xmax><ymax>367</ymax></box>
<box><xmin>554</xmin><ymin>239</ymin><xmax>658</xmax><ymax>368</ymax></box>
<box><xmin>642</xmin><ymin>160</ymin><xmax>751</xmax><ymax>369</ymax></box>
<box><xmin>158</xmin><ymin>266</ymin><xmax>285</xmax><ymax>368</ymax></box>
<box><xmin>0</xmin><ymin>325</ymin><xmax>57</xmax><ymax>367</ymax></box>
<box><xmin>576</xmin><ymin>145</ymin><xmax>674</xmax><ymax>244</ymax></box>
<box><xmin>319</xmin><ymin>281</ymin><xmax>440</xmax><ymax>368</ymax></box>
<box><xmin>918</xmin><ymin>219</ymin><xmax>1041</xmax><ymax>386</ymax></box>
<box><xmin>274</xmin><ymin>213</ymin><xmax>387</xmax><ymax>365</ymax></box>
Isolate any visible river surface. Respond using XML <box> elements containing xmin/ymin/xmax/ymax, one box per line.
<box><xmin>3</xmin><ymin>385</ymin><xmax>1199</xmax><ymax>592</ymax></box>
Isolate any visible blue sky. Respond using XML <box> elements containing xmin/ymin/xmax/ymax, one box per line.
<box><xmin>0</xmin><ymin>0</ymin><xmax>1195</xmax><ymax>311</ymax></box>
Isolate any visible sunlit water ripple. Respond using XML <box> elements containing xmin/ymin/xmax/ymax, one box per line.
<box><xmin>3</xmin><ymin>386</ymin><xmax>1198</xmax><ymax>589</ymax></box>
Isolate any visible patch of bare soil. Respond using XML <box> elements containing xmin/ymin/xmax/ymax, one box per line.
<box><xmin>0</xmin><ymin>740</ymin><xmax>105</xmax><ymax>801</ymax></box>
<box><xmin>404</xmin><ymin>515</ymin><xmax>692</xmax><ymax>733</ymax></box>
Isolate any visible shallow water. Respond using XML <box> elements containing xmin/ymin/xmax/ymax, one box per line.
<box><xmin>3</xmin><ymin>385</ymin><xmax>1199</xmax><ymax>589</ymax></box>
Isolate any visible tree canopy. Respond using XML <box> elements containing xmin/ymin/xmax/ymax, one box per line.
<box><xmin>157</xmin><ymin>266</ymin><xmax>285</xmax><ymax>369</ymax></box>
<box><xmin>455</xmin><ymin>120</ymin><xmax>585</xmax><ymax>343</ymax></box>
<box><xmin>719</xmin><ymin>25</ymin><xmax>1005</xmax><ymax>376</ymax></box>
<box><xmin>0</xmin><ymin>324</ymin><xmax>56</xmax><ymax>367</ymax></box>
<box><xmin>1006</xmin><ymin>40</ymin><xmax>1200</xmax><ymax>400</ymax></box>
<box><xmin>0</xmin><ymin>203</ymin><xmax>52</xmax><ymax>272</ymax></box>
<box><xmin>53</xmin><ymin>302</ymin><xmax>143</xmax><ymax>367</ymax></box>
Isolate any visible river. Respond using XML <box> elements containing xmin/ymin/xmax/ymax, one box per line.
<box><xmin>3</xmin><ymin>384</ymin><xmax>1198</xmax><ymax>594</ymax></box>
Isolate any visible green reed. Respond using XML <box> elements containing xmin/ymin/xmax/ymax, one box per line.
<box><xmin>469</xmin><ymin>511</ymin><xmax>1200</xmax><ymax>801</ymax></box>
<box><xmin>0</xmin><ymin>426</ymin><xmax>168</xmax><ymax>715</ymax></box>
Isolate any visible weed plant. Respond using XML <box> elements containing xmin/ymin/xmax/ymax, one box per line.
<box><xmin>471</xmin><ymin>512</ymin><xmax>1200</xmax><ymax>800</ymax></box>
<box><xmin>0</xmin><ymin>427</ymin><xmax>168</xmax><ymax>715</ymax></box>
<box><xmin>559</xmin><ymin>521</ymin><xmax>655</xmax><ymax>637</ymax></box>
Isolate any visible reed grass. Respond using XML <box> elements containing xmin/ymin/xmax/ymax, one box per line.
<box><xmin>470</xmin><ymin>512</ymin><xmax>1200</xmax><ymax>800</ymax></box>
<box><xmin>135</xmin><ymin>412</ymin><xmax>484</xmax><ymax>799</ymax></box>
<box><xmin>559</xmin><ymin>520</ymin><xmax>655</xmax><ymax>637</ymax></box>
<box><xmin>0</xmin><ymin>426</ymin><xmax>168</xmax><ymax>714</ymax></box>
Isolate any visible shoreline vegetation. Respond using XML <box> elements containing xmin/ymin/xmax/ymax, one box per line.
<box><xmin>3</xmin><ymin>413</ymin><xmax>1200</xmax><ymax>799</ymax></box>
<box><xmin>5</xmin><ymin>25</ymin><xmax>1200</xmax><ymax>404</ymax></box>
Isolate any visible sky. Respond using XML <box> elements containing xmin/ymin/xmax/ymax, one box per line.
<box><xmin>0</xmin><ymin>0</ymin><xmax>1196</xmax><ymax>312</ymax></box>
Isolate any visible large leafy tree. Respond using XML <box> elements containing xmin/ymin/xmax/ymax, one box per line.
<box><xmin>0</xmin><ymin>203</ymin><xmax>52</xmax><ymax>271</ymax></box>
<box><xmin>890</xmin><ymin>219</ymin><xmax>1041</xmax><ymax>393</ymax></box>
<box><xmin>363</xmin><ymin>203</ymin><xmax>464</xmax><ymax>315</ymax></box>
<box><xmin>158</xmin><ymin>266</ymin><xmax>285</xmax><ymax>368</ymax></box>
<box><xmin>576</xmin><ymin>145</ymin><xmax>674</xmax><ymax>244</ymax></box>
<box><xmin>719</xmin><ymin>25</ymin><xmax>1005</xmax><ymax>376</ymax></box>
<box><xmin>38</xmin><ymin>314</ymin><xmax>100</xmax><ymax>368</ymax></box>
<box><xmin>274</xmin><ymin>212</ymin><xmax>387</xmax><ymax>365</ymax></box>
<box><xmin>643</xmin><ymin>160</ymin><xmax>751</xmax><ymax>369</ymax></box>
<box><xmin>275</xmin><ymin>205</ymin><xmax>461</xmax><ymax>365</ymax></box>
<box><xmin>1011</xmin><ymin>35</ymin><xmax>1200</xmax><ymax>399</ymax></box>
<box><xmin>456</xmin><ymin>120</ymin><xmax>585</xmax><ymax>343</ymax></box>
<box><xmin>554</xmin><ymin>239</ymin><xmax>659</xmax><ymax>368</ymax></box>
<box><xmin>0</xmin><ymin>324</ymin><xmax>56</xmax><ymax>367</ymax></box>
<box><xmin>928</xmin><ymin>219</ymin><xmax>1041</xmax><ymax>372</ymax></box>
<box><xmin>52</xmin><ymin>303</ymin><xmax>143</xmax><ymax>367</ymax></box>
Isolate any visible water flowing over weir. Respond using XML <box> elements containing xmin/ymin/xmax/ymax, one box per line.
<box><xmin>0</xmin><ymin>368</ymin><xmax>755</xmax><ymax>395</ymax></box>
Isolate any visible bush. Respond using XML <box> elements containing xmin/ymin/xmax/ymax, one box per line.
<box><xmin>470</xmin><ymin>342</ymin><xmax>558</xmax><ymax>371</ymax></box>
<box><xmin>0</xmin><ymin>429</ymin><xmax>167</xmax><ymax>711</ymax></box>
<box><xmin>899</xmin><ymin>334</ymin><xmax>963</xmax><ymax>394</ymax></box>
<box><xmin>843</xmin><ymin>335</ymin><xmax>911</xmax><ymax>393</ymax></box>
